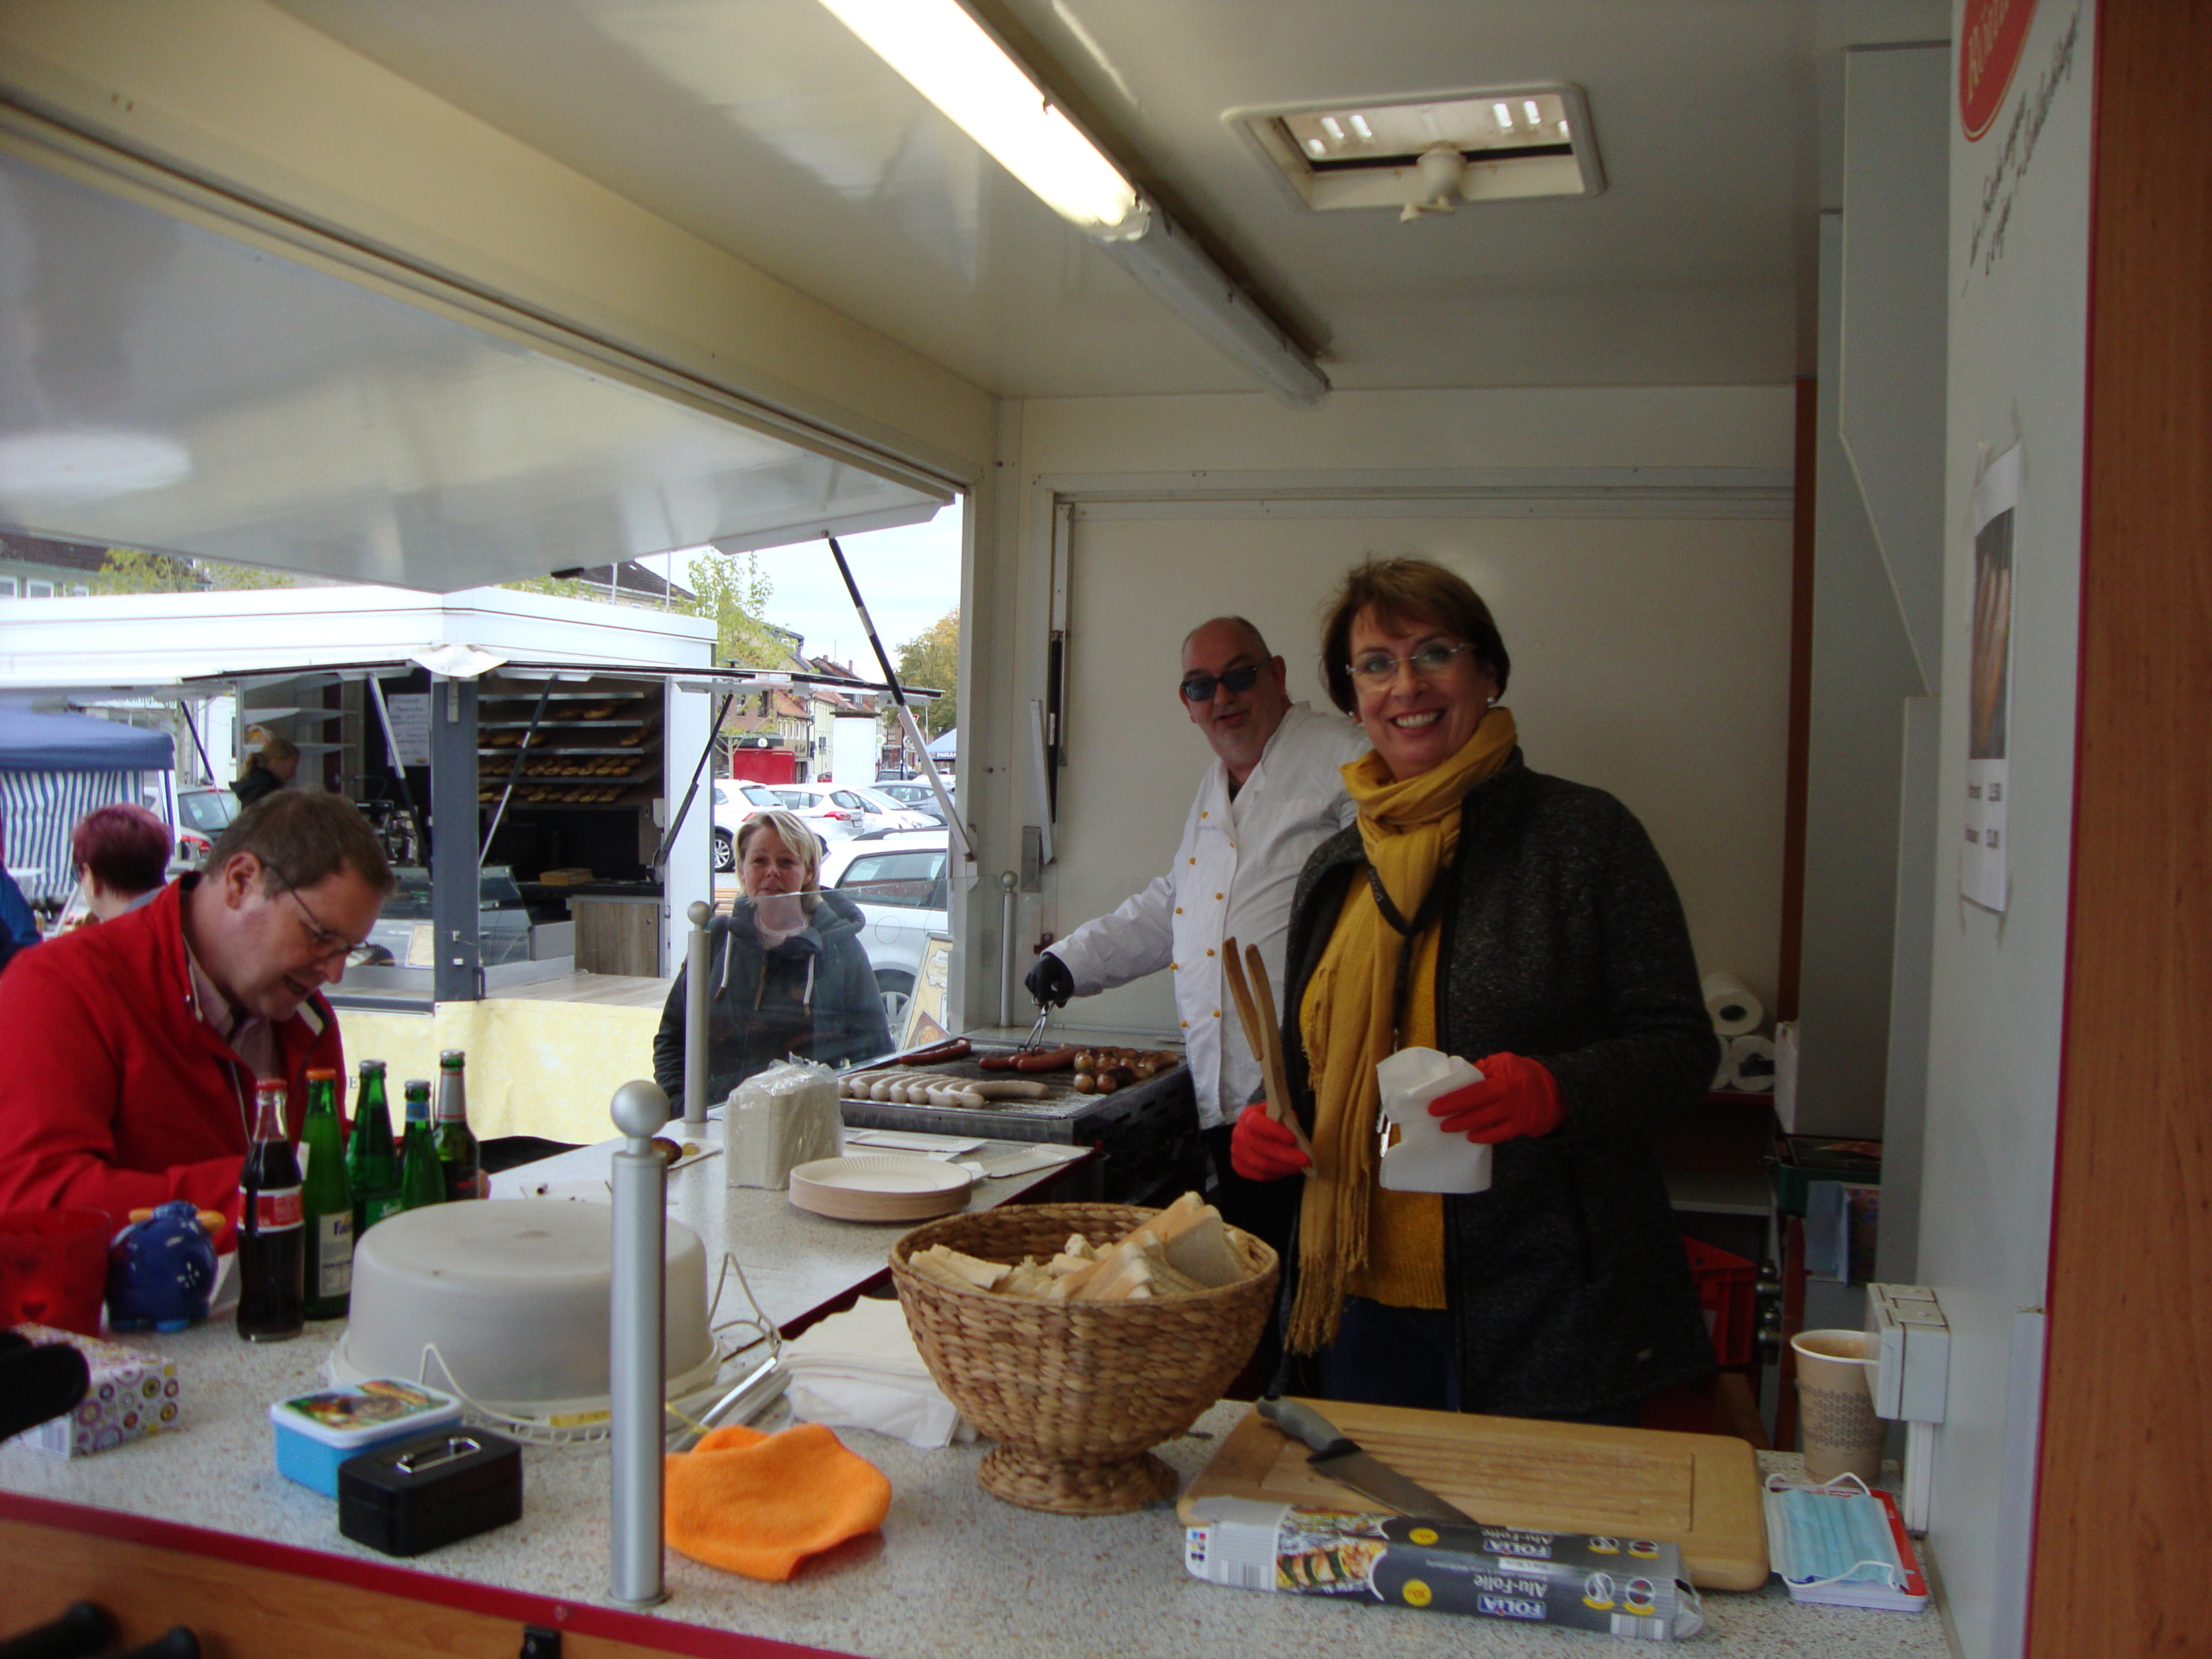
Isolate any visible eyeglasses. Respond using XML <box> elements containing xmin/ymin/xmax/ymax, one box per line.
<box><xmin>264</xmin><ymin>863</ymin><xmax>365</xmax><ymax>965</ymax></box>
<box><xmin>1179</xmin><ymin>663</ymin><xmax>1263</xmax><ymax>703</ymax></box>
<box><xmin>1347</xmin><ymin>641</ymin><xmax>1476</xmax><ymax>685</ymax></box>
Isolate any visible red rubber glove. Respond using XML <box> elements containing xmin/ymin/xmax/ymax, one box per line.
<box><xmin>1429</xmin><ymin>1053</ymin><xmax>1565</xmax><ymax>1144</ymax></box>
<box><xmin>1231</xmin><ymin>1102</ymin><xmax>1312</xmax><ymax>1181</ymax></box>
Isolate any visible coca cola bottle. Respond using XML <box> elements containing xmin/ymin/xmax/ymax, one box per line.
<box><xmin>238</xmin><ymin>1077</ymin><xmax>304</xmax><ymax>1342</ymax></box>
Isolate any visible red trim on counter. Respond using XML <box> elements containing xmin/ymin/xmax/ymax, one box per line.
<box><xmin>0</xmin><ymin>1491</ymin><xmax>846</xmax><ymax>1659</ymax></box>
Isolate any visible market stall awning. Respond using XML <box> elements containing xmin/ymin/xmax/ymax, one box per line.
<box><xmin>0</xmin><ymin>706</ymin><xmax>173</xmax><ymax>772</ymax></box>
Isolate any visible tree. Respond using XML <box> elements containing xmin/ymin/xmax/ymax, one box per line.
<box><xmin>894</xmin><ymin>609</ymin><xmax>959</xmax><ymax>740</ymax></box>
<box><xmin>90</xmin><ymin>550</ymin><xmax>195</xmax><ymax>594</ymax></box>
<box><xmin>676</xmin><ymin>550</ymin><xmax>786</xmax><ymax>668</ymax></box>
<box><xmin>91</xmin><ymin>548</ymin><xmax>296</xmax><ymax>593</ymax></box>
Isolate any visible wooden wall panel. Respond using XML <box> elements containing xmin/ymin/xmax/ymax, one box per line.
<box><xmin>2031</xmin><ymin>3</ymin><xmax>2212</xmax><ymax>1655</ymax></box>
<box><xmin>0</xmin><ymin>1508</ymin><xmax>825</xmax><ymax>1659</ymax></box>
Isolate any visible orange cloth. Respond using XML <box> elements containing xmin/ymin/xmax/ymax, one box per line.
<box><xmin>664</xmin><ymin>1422</ymin><xmax>892</xmax><ymax>1581</ymax></box>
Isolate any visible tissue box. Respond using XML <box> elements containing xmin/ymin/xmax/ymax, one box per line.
<box><xmin>15</xmin><ymin>1324</ymin><xmax>181</xmax><ymax>1457</ymax></box>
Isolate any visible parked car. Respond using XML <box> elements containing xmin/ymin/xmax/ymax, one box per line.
<box><xmin>770</xmin><ymin>783</ymin><xmax>931</xmax><ymax>841</ymax></box>
<box><xmin>873</xmin><ymin>779</ymin><xmax>949</xmax><ymax>822</ymax></box>
<box><xmin>172</xmin><ymin>785</ymin><xmax>237</xmax><ymax>869</ymax></box>
<box><xmin>709</xmin><ymin>779</ymin><xmax>785</xmax><ymax>873</ymax></box>
<box><xmin>819</xmin><ymin>829</ymin><xmax>947</xmax><ymax>1031</ymax></box>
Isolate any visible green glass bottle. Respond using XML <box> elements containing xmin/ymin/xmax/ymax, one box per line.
<box><xmin>298</xmin><ymin>1067</ymin><xmax>353</xmax><ymax>1320</ymax></box>
<box><xmin>346</xmin><ymin>1060</ymin><xmax>403</xmax><ymax>1241</ymax></box>
<box><xmin>435</xmin><ymin>1050</ymin><xmax>482</xmax><ymax>1203</ymax></box>
<box><xmin>398</xmin><ymin>1079</ymin><xmax>445</xmax><ymax>1211</ymax></box>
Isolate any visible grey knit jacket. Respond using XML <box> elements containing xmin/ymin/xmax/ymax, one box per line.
<box><xmin>1274</xmin><ymin>751</ymin><xmax>1719</xmax><ymax>1417</ymax></box>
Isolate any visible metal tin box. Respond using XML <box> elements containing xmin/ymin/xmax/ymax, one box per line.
<box><xmin>338</xmin><ymin>1427</ymin><xmax>522</xmax><ymax>1556</ymax></box>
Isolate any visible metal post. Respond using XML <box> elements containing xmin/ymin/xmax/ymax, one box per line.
<box><xmin>999</xmin><ymin>872</ymin><xmax>1017</xmax><ymax>1029</ymax></box>
<box><xmin>480</xmin><ymin>676</ymin><xmax>553</xmax><ymax>864</ymax></box>
<box><xmin>683</xmin><ymin>900</ymin><xmax>712</xmax><ymax>1129</ymax></box>
<box><xmin>648</xmin><ymin>693</ymin><xmax>733</xmax><ymax>873</ymax></box>
<box><xmin>429</xmin><ymin>677</ymin><xmax>481</xmax><ymax>1002</ymax></box>
<box><xmin>365</xmin><ymin>675</ymin><xmax>431</xmax><ymax>869</ymax></box>
<box><xmin>608</xmin><ymin>1078</ymin><xmax>670</xmax><ymax>1608</ymax></box>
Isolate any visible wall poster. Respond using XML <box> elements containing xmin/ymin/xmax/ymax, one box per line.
<box><xmin>1963</xmin><ymin>443</ymin><xmax>2020</xmax><ymax>911</ymax></box>
<box><xmin>384</xmin><ymin>693</ymin><xmax>433</xmax><ymax>768</ymax></box>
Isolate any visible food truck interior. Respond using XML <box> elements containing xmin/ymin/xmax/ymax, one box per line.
<box><xmin>0</xmin><ymin>2</ymin><xmax>2205</xmax><ymax>1653</ymax></box>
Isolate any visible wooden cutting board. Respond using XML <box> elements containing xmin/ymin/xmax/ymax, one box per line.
<box><xmin>1179</xmin><ymin>1397</ymin><xmax>1769</xmax><ymax>1591</ymax></box>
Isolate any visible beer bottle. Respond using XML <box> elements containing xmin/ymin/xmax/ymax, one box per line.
<box><xmin>298</xmin><ymin>1066</ymin><xmax>353</xmax><ymax>1320</ymax></box>
<box><xmin>435</xmin><ymin>1049</ymin><xmax>482</xmax><ymax>1203</ymax></box>
<box><xmin>398</xmin><ymin>1079</ymin><xmax>444</xmax><ymax>1211</ymax></box>
<box><xmin>238</xmin><ymin>1077</ymin><xmax>304</xmax><ymax>1342</ymax></box>
<box><xmin>346</xmin><ymin>1060</ymin><xmax>403</xmax><ymax>1239</ymax></box>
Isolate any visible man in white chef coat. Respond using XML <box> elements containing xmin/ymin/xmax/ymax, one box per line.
<box><xmin>1026</xmin><ymin>616</ymin><xmax>1366</xmax><ymax>1244</ymax></box>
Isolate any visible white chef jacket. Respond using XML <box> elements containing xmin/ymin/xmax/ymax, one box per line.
<box><xmin>1050</xmin><ymin>702</ymin><xmax>1368</xmax><ymax>1129</ymax></box>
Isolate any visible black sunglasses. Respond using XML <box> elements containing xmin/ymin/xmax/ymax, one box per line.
<box><xmin>1179</xmin><ymin>663</ymin><xmax>1263</xmax><ymax>703</ymax></box>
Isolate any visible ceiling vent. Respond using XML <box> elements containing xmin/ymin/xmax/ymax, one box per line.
<box><xmin>1230</xmin><ymin>86</ymin><xmax>1605</xmax><ymax>217</ymax></box>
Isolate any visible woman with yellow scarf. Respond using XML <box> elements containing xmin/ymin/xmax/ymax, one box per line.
<box><xmin>1232</xmin><ymin>558</ymin><xmax>1719</xmax><ymax>1423</ymax></box>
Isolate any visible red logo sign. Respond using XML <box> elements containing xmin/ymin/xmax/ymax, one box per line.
<box><xmin>251</xmin><ymin>1186</ymin><xmax>302</xmax><ymax>1231</ymax></box>
<box><xmin>1960</xmin><ymin>0</ymin><xmax>2038</xmax><ymax>140</ymax></box>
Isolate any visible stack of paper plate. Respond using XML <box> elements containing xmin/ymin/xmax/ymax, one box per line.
<box><xmin>788</xmin><ymin>1155</ymin><xmax>975</xmax><ymax>1224</ymax></box>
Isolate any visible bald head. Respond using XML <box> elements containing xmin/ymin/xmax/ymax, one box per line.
<box><xmin>1182</xmin><ymin>616</ymin><xmax>1270</xmax><ymax>661</ymax></box>
<box><xmin>1178</xmin><ymin>616</ymin><xmax>1292</xmax><ymax>787</ymax></box>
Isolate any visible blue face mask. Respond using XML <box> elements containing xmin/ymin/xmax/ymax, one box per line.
<box><xmin>1778</xmin><ymin>1487</ymin><xmax>1903</xmax><ymax>1587</ymax></box>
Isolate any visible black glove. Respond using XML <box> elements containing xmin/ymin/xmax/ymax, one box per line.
<box><xmin>1024</xmin><ymin>952</ymin><xmax>1075</xmax><ymax>1008</ymax></box>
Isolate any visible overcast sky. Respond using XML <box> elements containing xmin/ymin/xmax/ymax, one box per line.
<box><xmin>639</xmin><ymin>504</ymin><xmax>963</xmax><ymax>675</ymax></box>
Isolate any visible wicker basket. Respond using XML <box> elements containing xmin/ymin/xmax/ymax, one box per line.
<box><xmin>889</xmin><ymin>1202</ymin><xmax>1279</xmax><ymax>1515</ymax></box>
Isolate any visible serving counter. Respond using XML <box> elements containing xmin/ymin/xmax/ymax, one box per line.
<box><xmin>0</xmin><ymin>1147</ymin><xmax>1952</xmax><ymax>1659</ymax></box>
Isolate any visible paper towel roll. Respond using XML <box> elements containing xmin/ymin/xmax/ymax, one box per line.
<box><xmin>1727</xmin><ymin>1033</ymin><xmax>1777</xmax><ymax>1092</ymax></box>
<box><xmin>1713</xmin><ymin>1044</ymin><xmax>1738</xmax><ymax>1091</ymax></box>
<box><xmin>1701</xmin><ymin>970</ymin><xmax>1764</xmax><ymax>1037</ymax></box>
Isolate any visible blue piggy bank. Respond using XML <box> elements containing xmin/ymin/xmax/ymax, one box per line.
<box><xmin>106</xmin><ymin>1201</ymin><xmax>222</xmax><ymax>1332</ymax></box>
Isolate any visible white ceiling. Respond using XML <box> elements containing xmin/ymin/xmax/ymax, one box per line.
<box><xmin>272</xmin><ymin>0</ymin><xmax>1947</xmax><ymax>397</ymax></box>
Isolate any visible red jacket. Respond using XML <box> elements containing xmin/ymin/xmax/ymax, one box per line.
<box><xmin>0</xmin><ymin>877</ymin><xmax>342</xmax><ymax>1241</ymax></box>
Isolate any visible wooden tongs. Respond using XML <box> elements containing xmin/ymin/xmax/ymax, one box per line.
<box><xmin>1222</xmin><ymin>937</ymin><xmax>1317</xmax><ymax>1178</ymax></box>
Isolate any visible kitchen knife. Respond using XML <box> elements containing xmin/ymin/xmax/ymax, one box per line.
<box><xmin>1257</xmin><ymin>1397</ymin><xmax>1479</xmax><ymax>1526</ymax></box>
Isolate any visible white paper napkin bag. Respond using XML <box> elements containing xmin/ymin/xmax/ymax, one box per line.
<box><xmin>1374</xmin><ymin>1047</ymin><xmax>1494</xmax><ymax>1194</ymax></box>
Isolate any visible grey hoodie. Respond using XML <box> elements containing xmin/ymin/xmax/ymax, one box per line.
<box><xmin>652</xmin><ymin>887</ymin><xmax>892</xmax><ymax>1107</ymax></box>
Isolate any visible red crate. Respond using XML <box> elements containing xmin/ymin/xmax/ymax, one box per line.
<box><xmin>1681</xmin><ymin>1235</ymin><xmax>1756</xmax><ymax>1367</ymax></box>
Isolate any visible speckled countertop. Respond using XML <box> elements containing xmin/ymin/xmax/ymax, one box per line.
<box><xmin>1</xmin><ymin>1315</ymin><xmax>1951</xmax><ymax>1659</ymax></box>
<box><xmin>2</xmin><ymin>1130</ymin><xmax>1949</xmax><ymax>1657</ymax></box>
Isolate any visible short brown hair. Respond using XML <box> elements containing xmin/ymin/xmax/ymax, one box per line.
<box><xmin>1317</xmin><ymin>557</ymin><xmax>1511</xmax><ymax>714</ymax></box>
<box><xmin>72</xmin><ymin>804</ymin><xmax>173</xmax><ymax>894</ymax></box>
<box><xmin>208</xmin><ymin>791</ymin><xmax>397</xmax><ymax>896</ymax></box>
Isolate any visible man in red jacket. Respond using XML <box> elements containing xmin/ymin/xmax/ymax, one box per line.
<box><xmin>0</xmin><ymin>790</ymin><xmax>396</xmax><ymax>1239</ymax></box>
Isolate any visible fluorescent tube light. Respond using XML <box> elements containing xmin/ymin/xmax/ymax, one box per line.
<box><xmin>818</xmin><ymin>0</ymin><xmax>1328</xmax><ymax>406</ymax></box>
<box><xmin>817</xmin><ymin>0</ymin><xmax>1142</xmax><ymax>235</ymax></box>
<box><xmin>1094</xmin><ymin>211</ymin><xmax>1329</xmax><ymax>408</ymax></box>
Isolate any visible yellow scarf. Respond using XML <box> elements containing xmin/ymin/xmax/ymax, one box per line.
<box><xmin>1287</xmin><ymin>709</ymin><xmax>1518</xmax><ymax>1354</ymax></box>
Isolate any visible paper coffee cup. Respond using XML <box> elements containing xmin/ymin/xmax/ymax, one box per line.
<box><xmin>1791</xmin><ymin>1328</ymin><xmax>1884</xmax><ymax>1483</ymax></box>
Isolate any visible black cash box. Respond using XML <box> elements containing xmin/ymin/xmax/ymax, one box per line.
<box><xmin>338</xmin><ymin>1427</ymin><xmax>523</xmax><ymax>1557</ymax></box>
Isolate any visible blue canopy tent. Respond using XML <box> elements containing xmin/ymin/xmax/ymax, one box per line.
<box><xmin>0</xmin><ymin>709</ymin><xmax>175</xmax><ymax>902</ymax></box>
